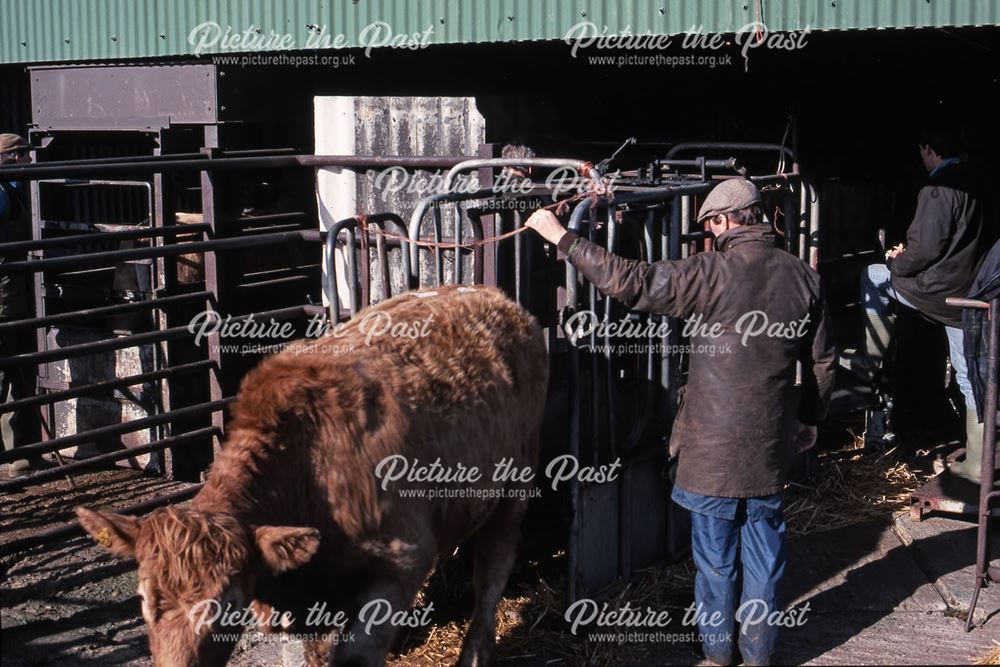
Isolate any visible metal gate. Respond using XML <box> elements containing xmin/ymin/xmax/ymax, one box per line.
<box><xmin>2</xmin><ymin>141</ymin><xmax>819</xmax><ymax>600</ymax></box>
<box><xmin>0</xmin><ymin>149</ymin><xmax>471</xmax><ymax>556</ymax></box>
<box><xmin>321</xmin><ymin>150</ymin><xmax>819</xmax><ymax>600</ymax></box>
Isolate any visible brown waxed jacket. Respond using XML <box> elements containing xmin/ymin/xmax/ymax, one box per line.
<box><xmin>558</xmin><ymin>224</ymin><xmax>837</xmax><ymax>498</ymax></box>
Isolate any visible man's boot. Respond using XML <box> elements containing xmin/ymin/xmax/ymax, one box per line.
<box><xmin>861</xmin><ymin>310</ymin><xmax>896</xmax><ymax>452</ymax></box>
<box><xmin>949</xmin><ymin>410</ymin><xmax>984</xmax><ymax>483</ymax></box>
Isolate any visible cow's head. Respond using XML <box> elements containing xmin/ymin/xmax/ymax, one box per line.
<box><xmin>76</xmin><ymin>506</ymin><xmax>319</xmax><ymax>667</ymax></box>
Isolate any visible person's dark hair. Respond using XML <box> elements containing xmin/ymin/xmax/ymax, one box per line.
<box><xmin>501</xmin><ymin>143</ymin><xmax>536</xmax><ymax>160</ymax></box>
<box><xmin>725</xmin><ymin>204</ymin><xmax>763</xmax><ymax>227</ymax></box>
<box><xmin>916</xmin><ymin>124</ymin><xmax>965</xmax><ymax>158</ymax></box>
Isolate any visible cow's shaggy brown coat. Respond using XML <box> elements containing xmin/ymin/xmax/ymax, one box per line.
<box><xmin>78</xmin><ymin>285</ymin><xmax>548</xmax><ymax>667</ymax></box>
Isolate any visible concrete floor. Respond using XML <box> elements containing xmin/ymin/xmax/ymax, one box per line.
<box><xmin>2</xmin><ymin>472</ymin><xmax>998</xmax><ymax>666</ymax></box>
<box><xmin>777</xmin><ymin>512</ymin><xmax>999</xmax><ymax>665</ymax></box>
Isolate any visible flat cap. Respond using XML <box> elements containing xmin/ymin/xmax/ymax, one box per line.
<box><xmin>697</xmin><ymin>178</ymin><xmax>761</xmax><ymax>222</ymax></box>
<box><xmin>0</xmin><ymin>133</ymin><xmax>29</xmax><ymax>154</ymax></box>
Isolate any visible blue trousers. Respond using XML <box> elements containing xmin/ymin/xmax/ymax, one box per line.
<box><xmin>674</xmin><ymin>486</ymin><xmax>786</xmax><ymax>666</ymax></box>
<box><xmin>861</xmin><ymin>263</ymin><xmax>975</xmax><ymax>409</ymax></box>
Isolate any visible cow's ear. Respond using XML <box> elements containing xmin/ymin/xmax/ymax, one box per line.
<box><xmin>76</xmin><ymin>507</ymin><xmax>140</xmax><ymax>558</ymax></box>
<box><xmin>254</xmin><ymin>526</ymin><xmax>320</xmax><ymax>573</ymax></box>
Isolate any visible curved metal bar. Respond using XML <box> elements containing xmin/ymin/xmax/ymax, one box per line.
<box><xmin>514</xmin><ymin>210</ymin><xmax>525</xmax><ymax>303</ymax></box>
<box><xmin>664</xmin><ymin>142</ymin><xmax>798</xmax><ymax>173</ymax></box>
<box><xmin>431</xmin><ymin>205</ymin><xmax>444</xmax><ymax>285</ymax></box>
<box><xmin>807</xmin><ymin>180</ymin><xmax>821</xmax><ymax>270</ymax></box>
<box><xmin>375</xmin><ymin>213</ymin><xmax>413</xmax><ymax>292</ymax></box>
<box><xmin>604</xmin><ymin>204</ymin><xmax>618</xmax><ymax>459</ymax></box>
<box><xmin>465</xmin><ymin>214</ymin><xmax>485</xmax><ymax>284</ymax></box>
<box><xmin>325</xmin><ymin>213</ymin><xmax>413</xmax><ymax>323</ymax></box>
<box><xmin>453</xmin><ymin>201</ymin><xmax>463</xmax><ymax>284</ymax></box>
<box><xmin>564</xmin><ymin>199</ymin><xmax>593</xmax><ymax>313</ymax></box>
<box><xmin>441</xmin><ymin>158</ymin><xmax>597</xmax><ymax>193</ymax></box>
<box><xmin>325</xmin><ymin>217</ymin><xmax>358</xmax><ymax>324</ymax></box>
<box><xmin>408</xmin><ymin>188</ymin><xmax>500</xmax><ymax>270</ymax></box>
<box><xmin>408</xmin><ymin>185</ymin><xmax>577</xmax><ymax>272</ymax></box>
<box><xmin>563</xmin><ymin>175</ymin><xmax>801</xmax><ymax>306</ymax></box>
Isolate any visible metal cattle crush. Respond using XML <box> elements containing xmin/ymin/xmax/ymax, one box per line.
<box><xmin>322</xmin><ymin>148</ymin><xmax>819</xmax><ymax>601</ymax></box>
<box><xmin>0</xmin><ymin>145</ymin><xmax>819</xmax><ymax>603</ymax></box>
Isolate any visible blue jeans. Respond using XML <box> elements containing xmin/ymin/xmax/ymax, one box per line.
<box><xmin>672</xmin><ymin>486</ymin><xmax>785</xmax><ymax>666</ymax></box>
<box><xmin>861</xmin><ymin>264</ymin><xmax>975</xmax><ymax>409</ymax></box>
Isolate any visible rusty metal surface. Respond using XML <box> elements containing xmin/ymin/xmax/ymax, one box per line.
<box><xmin>27</xmin><ymin>64</ymin><xmax>276</xmax><ymax>130</ymax></box>
<box><xmin>909</xmin><ymin>473</ymin><xmax>1000</xmax><ymax>520</ymax></box>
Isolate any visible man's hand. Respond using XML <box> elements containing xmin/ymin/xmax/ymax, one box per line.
<box><xmin>795</xmin><ymin>422</ymin><xmax>818</xmax><ymax>453</ymax></box>
<box><xmin>885</xmin><ymin>243</ymin><xmax>905</xmax><ymax>260</ymax></box>
<box><xmin>525</xmin><ymin>209</ymin><xmax>568</xmax><ymax>246</ymax></box>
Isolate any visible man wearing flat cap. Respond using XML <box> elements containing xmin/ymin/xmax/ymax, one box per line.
<box><xmin>527</xmin><ymin>178</ymin><xmax>835</xmax><ymax>666</ymax></box>
<box><xmin>1</xmin><ymin>133</ymin><xmax>42</xmax><ymax>476</ymax></box>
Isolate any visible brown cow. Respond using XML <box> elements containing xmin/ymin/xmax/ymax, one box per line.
<box><xmin>77</xmin><ymin>285</ymin><xmax>548</xmax><ymax>667</ymax></box>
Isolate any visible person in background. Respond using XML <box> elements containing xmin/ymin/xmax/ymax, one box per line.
<box><xmin>499</xmin><ymin>142</ymin><xmax>536</xmax><ymax>182</ymax></box>
<box><xmin>859</xmin><ymin>122</ymin><xmax>990</xmax><ymax>483</ymax></box>
<box><xmin>1</xmin><ymin>133</ymin><xmax>43</xmax><ymax>477</ymax></box>
<box><xmin>526</xmin><ymin>178</ymin><xmax>835</xmax><ymax>665</ymax></box>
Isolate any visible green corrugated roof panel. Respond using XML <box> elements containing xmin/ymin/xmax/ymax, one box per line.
<box><xmin>1</xmin><ymin>0</ymin><xmax>997</xmax><ymax>65</ymax></box>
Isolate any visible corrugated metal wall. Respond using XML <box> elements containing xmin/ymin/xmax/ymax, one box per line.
<box><xmin>1</xmin><ymin>0</ymin><xmax>996</xmax><ymax>65</ymax></box>
<box><xmin>315</xmin><ymin>95</ymin><xmax>486</xmax><ymax>304</ymax></box>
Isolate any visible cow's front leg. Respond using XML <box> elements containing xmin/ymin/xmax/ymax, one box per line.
<box><xmin>332</xmin><ymin>559</ymin><xmax>435</xmax><ymax>667</ymax></box>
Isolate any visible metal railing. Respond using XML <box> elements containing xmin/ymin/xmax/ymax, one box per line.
<box><xmin>560</xmin><ymin>171</ymin><xmax>815</xmax><ymax>601</ymax></box>
<box><xmin>0</xmin><ymin>228</ymin><xmax>330</xmax><ymax>489</ymax></box>
<box><xmin>2</xmin><ymin>147</ymin><xmax>823</xmax><ymax>602</ymax></box>
<box><xmin>319</xmin><ymin>153</ymin><xmax>820</xmax><ymax>602</ymax></box>
<box><xmin>945</xmin><ymin>296</ymin><xmax>999</xmax><ymax>632</ymax></box>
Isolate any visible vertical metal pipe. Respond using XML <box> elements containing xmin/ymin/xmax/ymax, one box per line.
<box><xmin>345</xmin><ymin>227</ymin><xmax>359</xmax><ymax>317</ymax></box>
<box><xmin>492</xmin><ymin>211</ymin><xmax>502</xmax><ymax>288</ymax></box>
<box><xmin>323</xmin><ymin>225</ymin><xmax>340</xmax><ymax>324</ymax></box>
<box><xmin>467</xmin><ymin>216</ymin><xmax>484</xmax><ymax>284</ymax></box>
<box><xmin>808</xmin><ymin>182</ymin><xmax>821</xmax><ymax>270</ymax></box>
<box><xmin>453</xmin><ymin>202</ymin><xmax>463</xmax><ymax>285</ymax></box>
<box><xmin>680</xmin><ymin>195</ymin><xmax>691</xmax><ymax>258</ymax></box>
<box><xmin>376</xmin><ymin>228</ymin><xmax>389</xmax><ymax>301</ymax></box>
<box><xmin>588</xmin><ymin>207</ymin><xmax>600</xmax><ymax>468</ymax></box>
<box><xmin>359</xmin><ymin>225</ymin><xmax>371</xmax><ymax>310</ymax></box>
<box><xmin>660</xmin><ymin>207</ymin><xmax>672</xmax><ymax>395</ymax></box>
<box><xmin>967</xmin><ymin>297</ymin><xmax>999</xmax><ymax>631</ymax></box>
<box><xmin>604</xmin><ymin>209</ymin><xmax>617</xmax><ymax>436</ymax></box>
<box><xmin>567</xmin><ymin>355</ymin><xmax>581</xmax><ymax>604</ymax></box>
<box><xmin>643</xmin><ymin>209</ymin><xmax>657</xmax><ymax>394</ymax></box>
<box><xmin>604</xmin><ymin>204</ymin><xmax>628</xmax><ymax>582</ymax></box>
<box><xmin>799</xmin><ymin>182</ymin><xmax>809</xmax><ymax>263</ymax></box>
<box><xmin>388</xmin><ymin>218</ymin><xmax>413</xmax><ymax>292</ymax></box>
<box><xmin>668</xmin><ymin>198</ymin><xmax>682</xmax><ymax>416</ymax></box>
<box><xmin>564</xmin><ymin>199</ymin><xmax>591</xmax><ymax>606</ymax></box>
<box><xmin>200</xmin><ymin>128</ymin><xmax>224</xmax><ymax>458</ymax></box>
<box><xmin>432</xmin><ymin>205</ymin><xmax>444</xmax><ymax>286</ymax></box>
<box><xmin>514</xmin><ymin>210</ymin><xmax>524</xmax><ymax>306</ymax></box>
<box><xmin>783</xmin><ymin>187</ymin><xmax>796</xmax><ymax>256</ymax></box>
<box><xmin>643</xmin><ymin>210</ymin><xmax>656</xmax><ymax>262</ymax></box>
<box><xmin>565</xmin><ymin>201</ymin><xmax>591</xmax><ymax>313</ymax></box>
